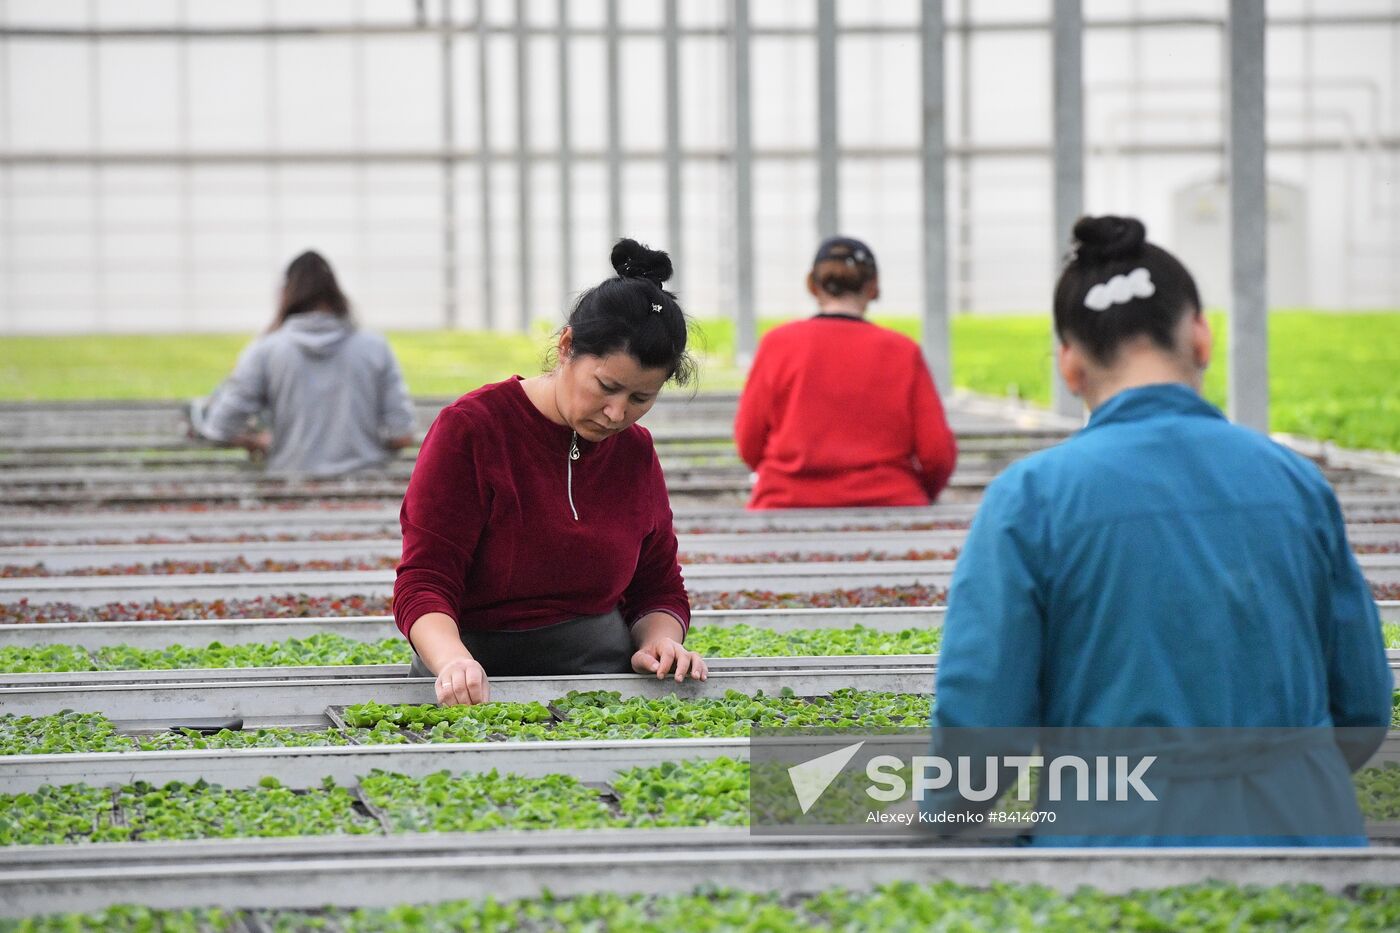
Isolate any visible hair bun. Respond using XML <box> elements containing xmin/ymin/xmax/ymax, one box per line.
<box><xmin>611</xmin><ymin>238</ymin><xmax>673</xmax><ymax>286</ymax></box>
<box><xmin>1072</xmin><ymin>215</ymin><xmax>1147</xmax><ymax>263</ymax></box>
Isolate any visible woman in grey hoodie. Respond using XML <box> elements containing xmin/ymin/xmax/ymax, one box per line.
<box><xmin>196</xmin><ymin>251</ymin><xmax>416</xmax><ymax>476</ymax></box>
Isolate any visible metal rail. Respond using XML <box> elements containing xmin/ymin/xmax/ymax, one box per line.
<box><xmin>1</xmin><ymin>840</ymin><xmax>1398</xmax><ymax>917</ymax></box>
<box><xmin>5</xmin><ymin>733</ymin><xmax>1398</xmax><ymax>795</ymax></box>
<box><xmin>5</xmin><ymin>523</ymin><xmax>1396</xmax><ymax>570</ymax></box>
<box><xmin>9</xmin><ymin>501</ymin><xmax>1400</xmax><ymax>536</ymax></box>
<box><xmin>0</xmin><ymin>667</ymin><xmax>939</xmax><ymax>725</ymax></box>
<box><xmin>0</xmin><ymin>606</ymin><xmax>949</xmax><ymax>649</ymax></box>
<box><xmin>0</xmin><ymin>654</ymin><xmax>943</xmax><ymax>689</ymax></box>
<box><xmin>7</xmin><ymin>559</ymin><xmax>1400</xmax><ymax>608</ymax></box>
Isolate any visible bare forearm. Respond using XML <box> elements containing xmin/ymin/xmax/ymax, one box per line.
<box><xmin>630</xmin><ymin>612</ymin><xmax>685</xmax><ymax>648</ymax></box>
<box><xmin>406</xmin><ymin>612</ymin><xmax>475</xmax><ymax>674</ymax></box>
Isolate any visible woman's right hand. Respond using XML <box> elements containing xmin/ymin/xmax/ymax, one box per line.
<box><xmin>435</xmin><ymin>656</ymin><xmax>490</xmax><ymax>706</ymax></box>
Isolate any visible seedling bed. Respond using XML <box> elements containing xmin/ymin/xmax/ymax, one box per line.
<box><xmin>0</xmin><ymin>625</ymin><xmax>955</xmax><ymax>673</ymax></box>
<box><xmin>0</xmin><ymin>549</ymin><xmax>973</xmax><ymax>579</ymax></box>
<box><xmin>0</xmin><ymin>666</ymin><xmax>939</xmax><ymax>725</ymax></box>
<box><xmin>8</xmin><ymin>877</ymin><xmax>1400</xmax><ymax>932</ymax></box>
<box><xmin>0</xmin><ymin>585</ymin><xmax>953</xmax><ymax>625</ymax></box>
<box><xmin>0</xmin><ymin>839</ymin><xmax>1397</xmax><ymax>918</ymax></box>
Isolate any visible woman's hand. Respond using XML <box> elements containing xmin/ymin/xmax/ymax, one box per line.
<box><xmin>631</xmin><ymin>636</ymin><xmax>708</xmax><ymax>682</ymax></box>
<box><xmin>630</xmin><ymin>612</ymin><xmax>708</xmax><ymax>683</ymax></box>
<box><xmin>408</xmin><ymin>613</ymin><xmax>490</xmax><ymax>706</ymax></box>
<box><xmin>435</xmin><ymin>655</ymin><xmax>490</xmax><ymax>706</ymax></box>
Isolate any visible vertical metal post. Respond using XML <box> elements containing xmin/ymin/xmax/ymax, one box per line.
<box><xmin>605</xmin><ymin>0</ymin><xmax>622</xmax><ymax>241</ymax></box>
<box><xmin>440</xmin><ymin>0</ymin><xmax>459</xmax><ymax>328</ymax></box>
<box><xmin>731</xmin><ymin>0</ymin><xmax>755</xmax><ymax>366</ymax></box>
<box><xmin>88</xmin><ymin>0</ymin><xmax>104</xmax><ymax>329</ymax></box>
<box><xmin>816</xmin><ymin>0</ymin><xmax>839</xmax><ymax>238</ymax></box>
<box><xmin>476</xmin><ymin>1</ymin><xmax>496</xmax><ymax>328</ymax></box>
<box><xmin>1050</xmin><ymin>0</ymin><xmax>1085</xmax><ymax>418</ymax></box>
<box><xmin>1226</xmin><ymin>0</ymin><xmax>1268</xmax><ymax>430</ymax></box>
<box><xmin>351</xmin><ymin>0</ymin><xmax>369</xmax><ymax>317</ymax></box>
<box><xmin>514</xmin><ymin>0</ymin><xmax>531</xmax><ymax>330</ymax></box>
<box><xmin>265</xmin><ymin>0</ymin><xmax>280</xmax><ymax>290</ymax></box>
<box><xmin>0</xmin><ymin>0</ymin><xmax>10</xmax><ymax>328</ymax></box>
<box><xmin>176</xmin><ymin>0</ymin><xmax>192</xmax><ymax>327</ymax></box>
<box><xmin>664</xmin><ymin>0</ymin><xmax>682</xmax><ymax>287</ymax></box>
<box><xmin>557</xmin><ymin>0</ymin><xmax>573</xmax><ymax>304</ymax></box>
<box><xmin>955</xmin><ymin>0</ymin><xmax>973</xmax><ymax>315</ymax></box>
<box><xmin>920</xmin><ymin>0</ymin><xmax>950</xmax><ymax>395</ymax></box>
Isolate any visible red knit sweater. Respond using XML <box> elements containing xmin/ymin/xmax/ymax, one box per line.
<box><xmin>393</xmin><ymin>377</ymin><xmax>690</xmax><ymax>638</ymax></box>
<box><xmin>734</xmin><ymin>315</ymin><xmax>958</xmax><ymax>509</ymax></box>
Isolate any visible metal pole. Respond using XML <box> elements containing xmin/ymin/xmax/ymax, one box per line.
<box><xmin>956</xmin><ymin>0</ymin><xmax>973</xmax><ymax>315</ymax></box>
<box><xmin>606</xmin><ymin>0</ymin><xmax>622</xmax><ymax>241</ymax></box>
<box><xmin>515</xmin><ymin>0</ymin><xmax>531</xmax><ymax>330</ymax></box>
<box><xmin>176</xmin><ymin>0</ymin><xmax>193</xmax><ymax>329</ymax></box>
<box><xmin>0</xmin><ymin>0</ymin><xmax>9</xmax><ymax>329</ymax></box>
<box><xmin>816</xmin><ymin>0</ymin><xmax>839</xmax><ymax>238</ymax></box>
<box><xmin>475</xmin><ymin>2</ymin><xmax>496</xmax><ymax>329</ymax></box>
<box><xmin>731</xmin><ymin>0</ymin><xmax>755</xmax><ymax>366</ymax></box>
<box><xmin>557</xmin><ymin>0</ymin><xmax>573</xmax><ymax>305</ymax></box>
<box><xmin>88</xmin><ymin>0</ymin><xmax>103</xmax><ymax>330</ymax></box>
<box><xmin>921</xmin><ymin>0</ymin><xmax>950</xmax><ymax>395</ymax></box>
<box><xmin>1226</xmin><ymin>0</ymin><xmax>1268</xmax><ymax>429</ymax></box>
<box><xmin>1050</xmin><ymin>0</ymin><xmax>1085</xmax><ymax>418</ymax></box>
<box><xmin>440</xmin><ymin>0</ymin><xmax>459</xmax><ymax>328</ymax></box>
<box><xmin>664</xmin><ymin>0</ymin><xmax>682</xmax><ymax>288</ymax></box>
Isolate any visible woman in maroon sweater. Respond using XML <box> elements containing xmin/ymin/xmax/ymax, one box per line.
<box><xmin>395</xmin><ymin>240</ymin><xmax>707</xmax><ymax>706</ymax></box>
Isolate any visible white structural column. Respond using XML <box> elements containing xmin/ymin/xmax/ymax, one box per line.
<box><xmin>920</xmin><ymin>0</ymin><xmax>951</xmax><ymax>396</ymax></box>
<box><xmin>557</xmin><ymin>0</ymin><xmax>573</xmax><ymax>303</ymax></box>
<box><xmin>816</xmin><ymin>0</ymin><xmax>839</xmax><ymax>239</ymax></box>
<box><xmin>606</xmin><ymin>0</ymin><xmax>622</xmax><ymax>241</ymax></box>
<box><xmin>439</xmin><ymin>0</ymin><xmax>459</xmax><ymax>328</ymax></box>
<box><xmin>664</xmin><ymin>0</ymin><xmax>683</xmax><ymax>288</ymax></box>
<box><xmin>475</xmin><ymin>5</ymin><xmax>496</xmax><ymax>328</ymax></box>
<box><xmin>732</xmin><ymin>0</ymin><xmax>756</xmax><ymax>366</ymax></box>
<box><xmin>1050</xmin><ymin>0</ymin><xmax>1084</xmax><ymax>418</ymax></box>
<box><xmin>1227</xmin><ymin>0</ymin><xmax>1269</xmax><ymax>430</ymax></box>
<box><xmin>514</xmin><ymin>0</ymin><xmax>531</xmax><ymax>330</ymax></box>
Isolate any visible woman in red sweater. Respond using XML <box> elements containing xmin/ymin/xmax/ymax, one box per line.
<box><xmin>394</xmin><ymin>240</ymin><xmax>707</xmax><ymax>706</ymax></box>
<box><xmin>734</xmin><ymin>236</ymin><xmax>957</xmax><ymax>509</ymax></box>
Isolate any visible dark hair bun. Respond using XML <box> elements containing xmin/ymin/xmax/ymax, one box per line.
<box><xmin>1072</xmin><ymin>215</ymin><xmax>1147</xmax><ymax>263</ymax></box>
<box><xmin>611</xmin><ymin>238</ymin><xmax>673</xmax><ymax>286</ymax></box>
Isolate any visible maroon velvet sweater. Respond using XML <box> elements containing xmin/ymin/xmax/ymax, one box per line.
<box><xmin>393</xmin><ymin>377</ymin><xmax>690</xmax><ymax>639</ymax></box>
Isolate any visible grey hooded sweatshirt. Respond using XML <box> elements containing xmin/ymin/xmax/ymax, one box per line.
<box><xmin>200</xmin><ymin>311</ymin><xmax>415</xmax><ymax>476</ymax></box>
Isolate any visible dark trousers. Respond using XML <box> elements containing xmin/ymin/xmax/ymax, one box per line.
<box><xmin>408</xmin><ymin>608</ymin><xmax>634</xmax><ymax>678</ymax></box>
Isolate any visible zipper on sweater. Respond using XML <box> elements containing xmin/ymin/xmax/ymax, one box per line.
<box><xmin>566</xmin><ymin>431</ymin><xmax>580</xmax><ymax>521</ymax></box>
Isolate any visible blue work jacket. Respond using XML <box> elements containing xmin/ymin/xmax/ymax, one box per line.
<box><xmin>931</xmin><ymin>383</ymin><xmax>1392</xmax><ymax>845</ymax></box>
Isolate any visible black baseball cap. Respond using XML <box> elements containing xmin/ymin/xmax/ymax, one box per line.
<box><xmin>812</xmin><ymin>236</ymin><xmax>877</xmax><ymax>274</ymax></box>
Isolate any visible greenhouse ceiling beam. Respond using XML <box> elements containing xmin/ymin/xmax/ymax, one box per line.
<box><xmin>1</xmin><ymin>843</ymin><xmax>1398</xmax><ymax>917</ymax></box>
<box><xmin>2</xmin><ymin>14</ymin><xmax>1396</xmax><ymax>40</ymax></box>
<box><xmin>4</xmin><ymin>137</ymin><xmax>1396</xmax><ymax>167</ymax></box>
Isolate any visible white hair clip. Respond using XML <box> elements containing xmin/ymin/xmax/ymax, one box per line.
<box><xmin>1084</xmin><ymin>267</ymin><xmax>1155</xmax><ymax>311</ymax></box>
<box><xmin>651</xmin><ymin>303</ymin><xmax>663</xmax><ymax>313</ymax></box>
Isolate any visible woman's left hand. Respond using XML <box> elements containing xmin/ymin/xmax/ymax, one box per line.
<box><xmin>632</xmin><ymin>637</ymin><xmax>708</xmax><ymax>682</ymax></box>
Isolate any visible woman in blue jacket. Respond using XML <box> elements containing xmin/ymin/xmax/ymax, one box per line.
<box><xmin>928</xmin><ymin>216</ymin><xmax>1392</xmax><ymax>845</ymax></box>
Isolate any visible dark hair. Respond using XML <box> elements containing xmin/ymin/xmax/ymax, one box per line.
<box><xmin>559</xmin><ymin>238</ymin><xmax>696</xmax><ymax>386</ymax></box>
<box><xmin>810</xmin><ymin>241</ymin><xmax>877</xmax><ymax>297</ymax></box>
<box><xmin>1053</xmin><ymin>216</ymin><xmax>1201</xmax><ymax>366</ymax></box>
<box><xmin>273</xmin><ymin>251</ymin><xmax>351</xmax><ymax>330</ymax></box>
